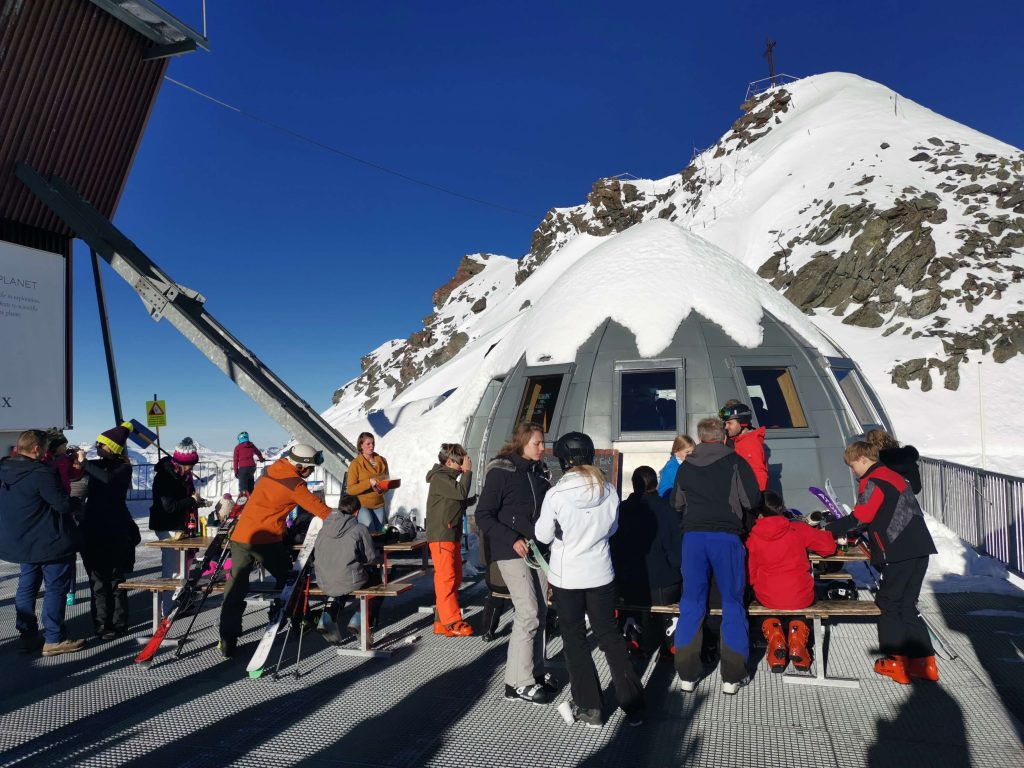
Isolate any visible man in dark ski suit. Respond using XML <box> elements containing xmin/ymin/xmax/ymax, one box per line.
<box><xmin>0</xmin><ymin>430</ymin><xmax>85</xmax><ymax>656</ymax></box>
<box><xmin>672</xmin><ymin>417</ymin><xmax>761</xmax><ymax>694</ymax></box>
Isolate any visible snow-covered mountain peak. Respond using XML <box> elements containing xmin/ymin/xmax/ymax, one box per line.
<box><xmin>326</xmin><ymin>71</ymin><xmax>1024</xmax><ymax>474</ymax></box>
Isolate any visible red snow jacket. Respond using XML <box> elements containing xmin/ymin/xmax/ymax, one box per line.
<box><xmin>746</xmin><ymin>516</ymin><xmax>836</xmax><ymax>610</ymax></box>
<box><xmin>730</xmin><ymin>427</ymin><xmax>768</xmax><ymax>491</ymax></box>
<box><xmin>233</xmin><ymin>441</ymin><xmax>265</xmax><ymax>473</ymax></box>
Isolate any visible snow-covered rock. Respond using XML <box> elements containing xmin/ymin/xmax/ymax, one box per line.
<box><xmin>329</xmin><ymin>71</ymin><xmax>1024</xmax><ymax>476</ymax></box>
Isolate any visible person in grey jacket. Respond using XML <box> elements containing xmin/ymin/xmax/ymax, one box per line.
<box><xmin>314</xmin><ymin>494</ymin><xmax>380</xmax><ymax>642</ymax></box>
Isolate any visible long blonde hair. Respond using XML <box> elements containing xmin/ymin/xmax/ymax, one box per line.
<box><xmin>565</xmin><ymin>464</ymin><xmax>605</xmax><ymax>494</ymax></box>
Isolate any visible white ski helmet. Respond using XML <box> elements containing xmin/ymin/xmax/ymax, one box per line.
<box><xmin>287</xmin><ymin>443</ymin><xmax>321</xmax><ymax>467</ymax></box>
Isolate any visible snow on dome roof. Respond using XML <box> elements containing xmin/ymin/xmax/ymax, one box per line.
<box><xmin>505</xmin><ymin>219</ymin><xmax>838</xmax><ymax>365</ymax></box>
<box><xmin>324</xmin><ymin>220</ymin><xmax>844</xmax><ymax>524</ymax></box>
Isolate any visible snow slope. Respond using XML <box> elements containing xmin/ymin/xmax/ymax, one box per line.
<box><xmin>323</xmin><ymin>72</ymin><xmax>1023</xmax><ymax>594</ymax></box>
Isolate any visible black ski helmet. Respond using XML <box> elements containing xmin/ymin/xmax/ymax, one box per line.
<box><xmin>719</xmin><ymin>402</ymin><xmax>753</xmax><ymax>426</ymax></box>
<box><xmin>553</xmin><ymin>431</ymin><xmax>595</xmax><ymax>471</ymax></box>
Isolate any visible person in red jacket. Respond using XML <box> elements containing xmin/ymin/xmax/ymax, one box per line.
<box><xmin>826</xmin><ymin>441</ymin><xmax>938</xmax><ymax>685</ymax></box>
<box><xmin>746</xmin><ymin>490</ymin><xmax>836</xmax><ymax>672</ymax></box>
<box><xmin>233</xmin><ymin>431</ymin><xmax>265</xmax><ymax>493</ymax></box>
<box><xmin>720</xmin><ymin>401</ymin><xmax>768</xmax><ymax>491</ymax></box>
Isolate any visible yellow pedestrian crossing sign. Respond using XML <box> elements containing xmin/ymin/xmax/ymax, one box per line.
<box><xmin>146</xmin><ymin>400</ymin><xmax>167</xmax><ymax>428</ymax></box>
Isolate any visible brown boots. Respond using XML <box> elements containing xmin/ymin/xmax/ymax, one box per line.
<box><xmin>761</xmin><ymin>619</ymin><xmax>788</xmax><ymax>672</ymax></box>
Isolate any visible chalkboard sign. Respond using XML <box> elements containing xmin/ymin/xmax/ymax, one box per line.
<box><xmin>540</xmin><ymin>448</ymin><xmax>622</xmax><ymax>496</ymax></box>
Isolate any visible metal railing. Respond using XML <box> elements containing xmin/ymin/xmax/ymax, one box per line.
<box><xmin>128</xmin><ymin>460</ymin><xmax>345</xmax><ymax>502</ymax></box>
<box><xmin>744</xmin><ymin>73</ymin><xmax>799</xmax><ymax>100</ymax></box>
<box><xmin>919</xmin><ymin>456</ymin><xmax>1023</xmax><ymax>576</ymax></box>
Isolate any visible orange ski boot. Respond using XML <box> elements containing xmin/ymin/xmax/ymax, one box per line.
<box><xmin>434</xmin><ymin>620</ymin><xmax>474</xmax><ymax>637</ymax></box>
<box><xmin>788</xmin><ymin>620</ymin><xmax>812</xmax><ymax>672</ymax></box>
<box><xmin>905</xmin><ymin>655</ymin><xmax>939</xmax><ymax>681</ymax></box>
<box><xmin>874</xmin><ymin>655</ymin><xmax>911</xmax><ymax>684</ymax></box>
<box><xmin>761</xmin><ymin>618</ymin><xmax>788</xmax><ymax>673</ymax></box>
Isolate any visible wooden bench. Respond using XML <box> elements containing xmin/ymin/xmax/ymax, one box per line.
<box><xmin>123</xmin><ymin>563</ymin><xmax>427</xmax><ymax>656</ymax></box>
<box><xmin>122</xmin><ymin>576</ymin><xmax>324</xmax><ymax>634</ymax></box>
<box><xmin>336</xmin><ymin>582</ymin><xmax>415</xmax><ymax>658</ymax></box>
<box><xmin>624</xmin><ymin>599</ymin><xmax>880</xmax><ymax>689</ymax></box>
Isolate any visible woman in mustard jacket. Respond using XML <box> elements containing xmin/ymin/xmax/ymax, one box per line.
<box><xmin>346</xmin><ymin>432</ymin><xmax>390</xmax><ymax>532</ymax></box>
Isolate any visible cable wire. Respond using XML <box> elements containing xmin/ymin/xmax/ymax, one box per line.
<box><xmin>164</xmin><ymin>76</ymin><xmax>534</xmax><ymax>217</ymax></box>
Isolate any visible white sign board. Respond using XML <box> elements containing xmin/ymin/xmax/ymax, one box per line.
<box><xmin>0</xmin><ymin>241</ymin><xmax>67</xmax><ymax>430</ymax></box>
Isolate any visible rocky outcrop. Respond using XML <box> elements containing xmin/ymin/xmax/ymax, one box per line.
<box><xmin>331</xmin><ymin>254</ymin><xmax>503</xmax><ymax>407</ymax></box>
<box><xmin>432</xmin><ymin>255</ymin><xmax>488</xmax><ymax>308</ymax></box>
<box><xmin>331</xmin><ymin>79</ymin><xmax>1024</xmax><ymax>418</ymax></box>
<box><xmin>518</xmin><ymin>178</ymin><xmax>664</xmax><ymax>283</ymax></box>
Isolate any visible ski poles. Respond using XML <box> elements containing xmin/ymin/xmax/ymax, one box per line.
<box><xmin>271</xmin><ymin>570</ymin><xmax>313</xmax><ymax>680</ymax></box>
<box><xmin>293</xmin><ymin>572</ymin><xmax>313</xmax><ymax>679</ymax></box>
<box><xmin>173</xmin><ymin>539</ymin><xmax>233</xmax><ymax>658</ymax></box>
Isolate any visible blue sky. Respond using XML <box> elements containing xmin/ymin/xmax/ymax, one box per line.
<box><xmin>65</xmin><ymin>0</ymin><xmax>1024</xmax><ymax>452</ymax></box>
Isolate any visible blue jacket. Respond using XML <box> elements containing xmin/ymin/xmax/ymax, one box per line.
<box><xmin>0</xmin><ymin>455</ymin><xmax>77</xmax><ymax>564</ymax></box>
<box><xmin>657</xmin><ymin>455</ymin><xmax>680</xmax><ymax>498</ymax></box>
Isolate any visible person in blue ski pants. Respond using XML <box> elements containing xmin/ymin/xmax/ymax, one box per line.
<box><xmin>671</xmin><ymin>417</ymin><xmax>761</xmax><ymax>694</ymax></box>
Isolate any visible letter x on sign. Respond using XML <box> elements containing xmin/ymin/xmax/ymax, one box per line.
<box><xmin>1</xmin><ymin>397</ymin><xmax>11</xmax><ymax>407</ymax></box>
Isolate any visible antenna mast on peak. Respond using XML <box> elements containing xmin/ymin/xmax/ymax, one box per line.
<box><xmin>763</xmin><ymin>38</ymin><xmax>777</xmax><ymax>87</ymax></box>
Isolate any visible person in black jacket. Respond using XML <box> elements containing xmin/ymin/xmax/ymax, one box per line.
<box><xmin>0</xmin><ymin>430</ymin><xmax>84</xmax><ymax>656</ymax></box>
<box><xmin>611</xmin><ymin>465</ymin><xmax>682</xmax><ymax>659</ymax></box>
<box><xmin>827</xmin><ymin>441</ymin><xmax>938</xmax><ymax>685</ymax></box>
<box><xmin>475</xmin><ymin>421</ymin><xmax>554</xmax><ymax>705</ymax></box>
<box><xmin>672</xmin><ymin>417</ymin><xmax>762</xmax><ymax>695</ymax></box>
<box><xmin>148</xmin><ymin>438</ymin><xmax>204</xmax><ymax>616</ymax></box>
<box><xmin>865</xmin><ymin>429</ymin><xmax>922</xmax><ymax>494</ymax></box>
<box><xmin>82</xmin><ymin>424</ymin><xmax>141</xmax><ymax>639</ymax></box>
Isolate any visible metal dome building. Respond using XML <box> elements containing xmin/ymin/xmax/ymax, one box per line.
<box><xmin>454</xmin><ymin>224</ymin><xmax>892</xmax><ymax>511</ymax></box>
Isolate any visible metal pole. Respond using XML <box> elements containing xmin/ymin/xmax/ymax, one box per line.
<box><xmin>91</xmin><ymin>248</ymin><xmax>123</xmax><ymax>424</ymax></box>
<box><xmin>979</xmin><ymin>361</ymin><xmax>986</xmax><ymax>470</ymax></box>
<box><xmin>154</xmin><ymin>393</ymin><xmax>162</xmax><ymax>457</ymax></box>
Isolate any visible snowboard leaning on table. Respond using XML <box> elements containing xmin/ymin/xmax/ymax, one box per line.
<box><xmin>135</xmin><ymin>493</ymin><xmax>250</xmax><ymax>667</ymax></box>
<box><xmin>245</xmin><ymin>515</ymin><xmax>323</xmax><ymax>678</ymax></box>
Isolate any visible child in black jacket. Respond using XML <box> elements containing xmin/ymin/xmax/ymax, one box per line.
<box><xmin>827</xmin><ymin>441</ymin><xmax>938</xmax><ymax>684</ymax></box>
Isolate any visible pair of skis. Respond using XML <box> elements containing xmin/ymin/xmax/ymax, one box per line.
<box><xmin>245</xmin><ymin>515</ymin><xmax>323</xmax><ymax>678</ymax></box>
<box><xmin>135</xmin><ymin>493</ymin><xmax>249</xmax><ymax>668</ymax></box>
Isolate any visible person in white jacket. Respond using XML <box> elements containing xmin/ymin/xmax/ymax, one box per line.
<box><xmin>535</xmin><ymin>432</ymin><xmax>645</xmax><ymax>729</ymax></box>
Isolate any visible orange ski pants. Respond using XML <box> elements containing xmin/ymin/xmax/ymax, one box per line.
<box><xmin>429</xmin><ymin>541</ymin><xmax>463</xmax><ymax>626</ymax></box>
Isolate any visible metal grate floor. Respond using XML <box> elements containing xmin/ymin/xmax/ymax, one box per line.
<box><xmin>1</xmin><ymin>542</ymin><xmax>1023</xmax><ymax>768</ymax></box>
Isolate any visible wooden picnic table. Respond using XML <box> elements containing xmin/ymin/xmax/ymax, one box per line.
<box><xmin>124</xmin><ymin>560</ymin><xmax>429</xmax><ymax>655</ymax></box>
<box><xmin>145</xmin><ymin>535</ymin><xmax>431</xmax><ymax>584</ymax></box>
<box><xmin>810</xmin><ymin>542</ymin><xmax>869</xmax><ymax>562</ymax></box>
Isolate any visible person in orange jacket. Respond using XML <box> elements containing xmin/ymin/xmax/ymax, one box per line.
<box><xmin>425</xmin><ymin>443</ymin><xmax>474</xmax><ymax>637</ymax></box>
<box><xmin>346</xmin><ymin>432</ymin><xmax>390</xmax><ymax>532</ymax></box>
<box><xmin>720</xmin><ymin>401</ymin><xmax>768</xmax><ymax>491</ymax></box>
<box><xmin>217</xmin><ymin>444</ymin><xmax>332</xmax><ymax>657</ymax></box>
